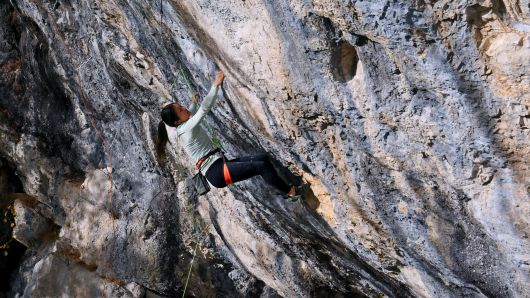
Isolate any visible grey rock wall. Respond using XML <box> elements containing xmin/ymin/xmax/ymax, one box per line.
<box><xmin>0</xmin><ymin>0</ymin><xmax>528</xmax><ymax>297</ymax></box>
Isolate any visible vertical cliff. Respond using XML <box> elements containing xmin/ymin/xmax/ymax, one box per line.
<box><xmin>0</xmin><ymin>0</ymin><xmax>528</xmax><ymax>297</ymax></box>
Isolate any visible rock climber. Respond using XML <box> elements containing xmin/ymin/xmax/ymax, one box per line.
<box><xmin>156</xmin><ymin>71</ymin><xmax>307</xmax><ymax>201</ymax></box>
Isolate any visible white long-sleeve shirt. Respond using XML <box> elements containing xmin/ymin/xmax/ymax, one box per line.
<box><xmin>176</xmin><ymin>84</ymin><xmax>223</xmax><ymax>173</ymax></box>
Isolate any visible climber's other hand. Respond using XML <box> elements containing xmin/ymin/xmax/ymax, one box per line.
<box><xmin>191</xmin><ymin>92</ymin><xmax>199</xmax><ymax>104</ymax></box>
<box><xmin>214</xmin><ymin>71</ymin><xmax>225</xmax><ymax>87</ymax></box>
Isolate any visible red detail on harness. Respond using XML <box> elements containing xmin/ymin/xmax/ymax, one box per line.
<box><xmin>223</xmin><ymin>162</ymin><xmax>233</xmax><ymax>185</ymax></box>
<box><xmin>196</xmin><ymin>148</ymin><xmax>221</xmax><ymax>170</ymax></box>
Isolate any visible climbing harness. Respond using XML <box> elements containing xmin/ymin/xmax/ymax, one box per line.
<box><xmin>196</xmin><ymin>148</ymin><xmax>233</xmax><ymax>187</ymax></box>
<box><xmin>192</xmin><ymin>148</ymin><xmax>234</xmax><ymax>195</ymax></box>
<box><xmin>195</xmin><ymin>148</ymin><xmax>221</xmax><ymax>170</ymax></box>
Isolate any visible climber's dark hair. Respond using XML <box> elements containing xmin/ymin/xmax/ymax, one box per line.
<box><xmin>156</xmin><ymin>104</ymin><xmax>179</xmax><ymax>157</ymax></box>
<box><xmin>161</xmin><ymin>104</ymin><xmax>178</xmax><ymax>127</ymax></box>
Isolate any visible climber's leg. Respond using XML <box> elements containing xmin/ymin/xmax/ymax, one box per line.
<box><xmin>204</xmin><ymin>154</ymin><xmax>292</xmax><ymax>193</ymax></box>
<box><xmin>227</xmin><ymin>158</ymin><xmax>292</xmax><ymax>193</ymax></box>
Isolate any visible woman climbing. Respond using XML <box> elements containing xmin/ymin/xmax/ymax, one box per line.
<box><xmin>156</xmin><ymin>71</ymin><xmax>306</xmax><ymax>201</ymax></box>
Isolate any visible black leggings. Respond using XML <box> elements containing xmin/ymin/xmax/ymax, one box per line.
<box><xmin>204</xmin><ymin>154</ymin><xmax>291</xmax><ymax>193</ymax></box>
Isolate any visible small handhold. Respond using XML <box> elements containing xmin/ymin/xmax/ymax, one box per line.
<box><xmin>490</xmin><ymin>108</ymin><xmax>502</xmax><ymax>118</ymax></box>
<box><xmin>467</xmin><ymin>165</ymin><xmax>479</xmax><ymax>179</ymax></box>
<box><xmin>135</xmin><ymin>61</ymin><xmax>147</xmax><ymax>69</ymax></box>
<box><xmin>519</xmin><ymin>116</ymin><xmax>528</xmax><ymax>129</ymax></box>
<box><xmin>484</xmin><ymin>66</ymin><xmax>493</xmax><ymax>76</ymax></box>
<box><xmin>478</xmin><ymin>167</ymin><xmax>496</xmax><ymax>185</ymax></box>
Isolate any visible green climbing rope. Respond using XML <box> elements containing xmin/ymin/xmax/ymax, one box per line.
<box><xmin>173</xmin><ymin>65</ymin><xmax>230</xmax><ymax>296</ymax></box>
<box><xmin>181</xmin><ymin>227</ymin><xmax>200</xmax><ymax>298</ymax></box>
<box><xmin>181</xmin><ymin>201</ymin><xmax>203</xmax><ymax>298</ymax></box>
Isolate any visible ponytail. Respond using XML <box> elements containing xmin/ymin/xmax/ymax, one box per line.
<box><xmin>156</xmin><ymin>103</ymin><xmax>179</xmax><ymax>158</ymax></box>
<box><xmin>156</xmin><ymin>121</ymin><xmax>168</xmax><ymax>157</ymax></box>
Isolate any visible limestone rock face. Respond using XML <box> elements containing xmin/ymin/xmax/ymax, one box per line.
<box><xmin>0</xmin><ymin>0</ymin><xmax>529</xmax><ymax>297</ymax></box>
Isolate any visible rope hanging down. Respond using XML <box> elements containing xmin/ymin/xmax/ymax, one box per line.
<box><xmin>181</xmin><ymin>203</ymin><xmax>202</xmax><ymax>298</ymax></box>
<box><xmin>158</xmin><ymin>4</ymin><xmax>201</xmax><ymax>296</ymax></box>
<box><xmin>177</xmin><ymin>65</ymin><xmax>204</xmax><ymax>298</ymax></box>
<box><xmin>175</xmin><ymin>63</ymin><xmax>228</xmax><ymax>297</ymax></box>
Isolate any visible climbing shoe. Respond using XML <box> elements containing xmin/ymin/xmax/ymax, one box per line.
<box><xmin>287</xmin><ymin>183</ymin><xmax>309</xmax><ymax>202</ymax></box>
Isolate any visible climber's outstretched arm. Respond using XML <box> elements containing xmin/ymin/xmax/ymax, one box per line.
<box><xmin>178</xmin><ymin>71</ymin><xmax>224</xmax><ymax>130</ymax></box>
<box><xmin>189</xmin><ymin>93</ymin><xmax>199</xmax><ymax>115</ymax></box>
<box><xmin>200</xmin><ymin>71</ymin><xmax>224</xmax><ymax>112</ymax></box>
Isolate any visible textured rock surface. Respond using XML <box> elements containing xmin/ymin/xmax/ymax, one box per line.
<box><xmin>0</xmin><ymin>0</ymin><xmax>529</xmax><ymax>297</ymax></box>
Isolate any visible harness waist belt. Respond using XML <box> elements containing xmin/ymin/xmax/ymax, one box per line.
<box><xmin>196</xmin><ymin>148</ymin><xmax>222</xmax><ymax>170</ymax></box>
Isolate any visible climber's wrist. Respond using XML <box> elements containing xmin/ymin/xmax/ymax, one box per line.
<box><xmin>191</xmin><ymin>92</ymin><xmax>199</xmax><ymax>104</ymax></box>
<box><xmin>214</xmin><ymin>71</ymin><xmax>225</xmax><ymax>87</ymax></box>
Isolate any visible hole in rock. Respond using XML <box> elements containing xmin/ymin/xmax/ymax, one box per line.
<box><xmin>330</xmin><ymin>40</ymin><xmax>359</xmax><ymax>83</ymax></box>
<box><xmin>0</xmin><ymin>157</ymin><xmax>27</xmax><ymax>293</ymax></box>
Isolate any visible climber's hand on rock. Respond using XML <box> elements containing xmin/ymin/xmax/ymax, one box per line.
<box><xmin>214</xmin><ymin>71</ymin><xmax>225</xmax><ymax>87</ymax></box>
<box><xmin>191</xmin><ymin>92</ymin><xmax>199</xmax><ymax>104</ymax></box>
